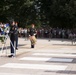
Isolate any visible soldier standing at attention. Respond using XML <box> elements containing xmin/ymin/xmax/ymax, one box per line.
<box><xmin>29</xmin><ymin>24</ymin><xmax>37</xmax><ymax>48</ymax></box>
<box><xmin>15</xmin><ymin>22</ymin><xmax>18</xmax><ymax>50</ymax></box>
<box><xmin>8</xmin><ymin>21</ymin><xmax>16</xmax><ymax>57</ymax></box>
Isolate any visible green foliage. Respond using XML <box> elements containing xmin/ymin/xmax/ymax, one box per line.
<box><xmin>0</xmin><ymin>35</ymin><xmax>5</xmax><ymax>43</ymax></box>
<box><xmin>0</xmin><ymin>0</ymin><xmax>76</xmax><ymax>28</ymax></box>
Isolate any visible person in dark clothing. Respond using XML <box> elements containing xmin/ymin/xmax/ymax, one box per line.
<box><xmin>29</xmin><ymin>24</ymin><xmax>37</xmax><ymax>48</ymax></box>
<box><xmin>15</xmin><ymin>22</ymin><xmax>18</xmax><ymax>50</ymax></box>
<box><xmin>8</xmin><ymin>21</ymin><xmax>17</xmax><ymax>57</ymax></box>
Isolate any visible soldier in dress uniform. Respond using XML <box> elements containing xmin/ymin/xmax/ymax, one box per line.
<box><xmin>8</xmin><ymin>21</ymin><xmax>17</xmax><ymax>57</ymax></box>
<box><xmin>29</xmin><ymin>24</ymin><xmax>37</xmax><ymax>48</ymax></box>
<box><xmin>15</xmin><ymin>22</ymin><xmax>18</xmax><ymax>50</ymax></box>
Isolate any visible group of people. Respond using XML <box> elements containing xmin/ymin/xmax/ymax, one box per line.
<box><xmin>36</xmin><ymin>27</ymin><xmax>76</xmax><ymax>39</ymax></box>
<box><xmin>1</xmin><ymin>22</ymin><xmax>76</xmax><ymax>58</ymax></box>
<box><xmin>18</xmin><ymin>27</ymin><xmax>76</xmax><ymax>40</ymax></box>
<box><xmin>8</xmin><ymin>22</ymin><xmax>37</xmax><ymax>57</ymax></box>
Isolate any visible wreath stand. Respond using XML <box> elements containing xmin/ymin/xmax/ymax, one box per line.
<box><xmin>0</xmin><ymin>34</ymin><xmax>16</xmax><ymax>57</ymax></box>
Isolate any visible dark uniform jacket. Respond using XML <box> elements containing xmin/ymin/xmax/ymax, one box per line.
<box><xmin>29</xmin><ymin>27</ymin><xmax>36</xmax><ymax>36</ymax></box>
<box><xmin>9</xmin><ymin>25</ymin><xmax>17</xmax><ymax>40</ymax></box>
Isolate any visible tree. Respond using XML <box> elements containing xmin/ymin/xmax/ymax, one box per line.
<box><xmin>0</xmin><ymin>0</ymin><xmax>76</xmax><ymax>28</ymax></box>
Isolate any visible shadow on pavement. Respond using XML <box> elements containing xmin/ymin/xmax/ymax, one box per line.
<box><xmin>46</xmin><ymin>57</ymin><xmax>76</xmax><ymax>64</ymax></box>
<box><xmin>45</xmin><ymin>70</ymin><xmax>76</xmax><ymax>74</ymax></box>
<box><xmin>52</xmin><ymin>44</ymin><xmax>76</xmax><ymax>46</ymax></box>
<box><xmin>0</xmin><ymin>44</ymin><xmax>26</xmax><ymax>50</ymax></box>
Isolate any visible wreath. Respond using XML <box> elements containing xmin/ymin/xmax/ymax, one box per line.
<box><xmin>0</xmin><ymin>35</ymin><xmax>5</xmax><ymax>43</ymax></box>
<box><xmin>0</xmin><ymin>26</ymin><xmax>9</xmax><ymax>44</ymax></box>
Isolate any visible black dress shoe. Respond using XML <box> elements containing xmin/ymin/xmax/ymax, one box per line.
<box><xmin>31</xmin><ymin>45</ymin><xmax>34</xmax><ymax>48</ymax></box>
<box><xmin>16</xmin><ymin>48</ymin><xmax>18</xmax><ymax>50</ymax></box>
<box><xmin>8</xmin><ymin>55</ymin><xmax>14</xmax><ymax>58</ymax></box>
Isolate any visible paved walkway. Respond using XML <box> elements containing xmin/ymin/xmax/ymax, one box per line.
<box><xmin>0</xmin><ymin>38</ymin><xmax>76</xmax><ymax>75</ymax></box>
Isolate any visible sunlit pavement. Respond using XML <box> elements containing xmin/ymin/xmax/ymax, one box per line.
<box><xmin>0</xmin><ymin>38</ymin><xmax>76</xmax><ymax>75</ymax></box>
